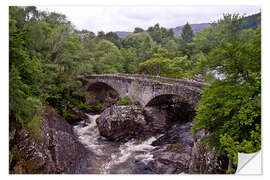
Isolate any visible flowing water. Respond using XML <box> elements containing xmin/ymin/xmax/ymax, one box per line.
<box><xmin>73</xmin><ymin>114</ymin><xmax>161</xmax><ymax>174</ymax></box>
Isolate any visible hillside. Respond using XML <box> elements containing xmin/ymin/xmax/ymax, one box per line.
<box><xmin>115</xmin><ymin>23</ymin><xmax>211</xmax><ymax>38</ymax></box>
<box><xmin>242</xmin><ymin>12</ymin><xmax>261</xmax><ymax>30</ymax></box>
<box><xmin>115</xmin><ymin>12</ymin><xmax>260</xmax><ymax>38</ymax></box>
<box><xmin>171</xmin><ymin>23</ymin><xmax>211</xmax><ymax>37</ymax></box>
<box><xmin>115</xmin><ymin>31</ymin><xmax>132</xmax><ymax>38</ymax></box>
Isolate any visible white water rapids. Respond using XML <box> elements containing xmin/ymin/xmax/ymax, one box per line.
<box><xmin>73</xmin><ymin>114</ymin><xmax>160</xmax><ymax>174</ymax></box>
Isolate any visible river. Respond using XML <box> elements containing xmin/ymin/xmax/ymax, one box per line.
<box><xmin>73</xmin><ymin>114</ymin><xmax>163</xmax><ymax>174</ymax></box>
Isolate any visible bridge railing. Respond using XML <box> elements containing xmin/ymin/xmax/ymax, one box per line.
<box><xmin>86</xmin><ymin>73</ymin><xmax>206</xmax><ymax>89</ymax></box>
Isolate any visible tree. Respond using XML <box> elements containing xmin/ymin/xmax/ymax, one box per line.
<box><xmin>165</xmin><ymin>39</ymin><xmax>178</xmax><ymax>52</ymax></box>
<box><xmin>139</xmin><ymin>57</ymin><xmax>171</xmax><ymax>76</ymax></box>
<box><xmin>192</xmin><ymin>15</ymin><xmax>261</xmax><ymax>172</ymax></box>
<box><xmin>105</xmin><ymin>31</ymin><xmax>121</xmax><ymax>48</ymax></box>
<box><xmin>134</xmin><ymin>27</ymin><xmax>144</xmax><ymax>33</ymax></box>
<box><xmin>180</xmin><ymin>22</ymin><xmax>194</xmax><ymax>43</ymax></box>
<box><xmin>97</xmin><ymin>31</ymin><xmax>105</xmax><ymax>39</ymax></box>
<box><xmin>9</xmin><ymin>7</ymin><xmax>43</xmax><ymax>126</ymax></box>
<box><xmin>147</xmin><ymin>23</ymin><xmax>174</xmax><ymax>46</ymax></box>
<box><xmin>77</xmin><ymin>29</ymin><xmax>96</xmax><ymax>42</ymax></box>
<box><xmin>177</xmin><ymin>22</ymin><xmax>194</xmax><ymax>58</ymax></box>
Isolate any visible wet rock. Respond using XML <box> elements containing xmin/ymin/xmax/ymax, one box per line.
<box><xmin>147</xmin><ymin>142</ymin><xmax>192</xmax><ymax>174</ymax></box>
<box><xmin>143</xmin><ymin>106</ymin><xmax>169</xmax><ymax>135</ymax></box>
<box><xmin>67</xmin><ymin>102</ymin><xmax>89</xmax><ymax>124</ymax></box>
<box><xmin>9</xmin><ymin>106</ymin><xmax>88</xmax><ymax>174</ymax></box>
<box><xmin>146</xmin><ymin>122</ymin><xmax>228</xmax><ymax>174</ymax></box>
<box><xmin>151</xmin><ymin>122</ymin><xmax>193</xmax><ymax>146</ymax></box>
<box><xmin>96</xmin><ymin>105</ymin><xmax>172</xmax><ymax>141</ymax></box>
<box><xmin>96</xmin><ymin>105</ymin><xmax>146</xmax><ymax>141</ymax></box>
<box><xmin>134</xmin><ymin>161</ymin><xmax>155</xmax><ymax>174</ymax></box>
<box><xmin>188</xmin><ymin>131</ymin><xmax>229</xmax><ymax>174</ymax></box>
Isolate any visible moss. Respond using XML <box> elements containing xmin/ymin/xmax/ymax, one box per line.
<box><xmin>26</xmin><ymin>115</ymin><xmax>42</xmax><ymax>138</ymax></box>
<box><xmin>117</xmin><ymin>96</ymin><xmax>132</xmax><ymax>105</ymax></box>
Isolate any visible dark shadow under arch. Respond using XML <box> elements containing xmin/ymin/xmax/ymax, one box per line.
<box><xmin>86</xmin><ymin>82</ymin><xmax>120</xmax><ymax>112</ymax></box>
<box><xmin>145</xmin><ymin>94</ymin><xmax>195</xmax><ymax>123</ymax></box>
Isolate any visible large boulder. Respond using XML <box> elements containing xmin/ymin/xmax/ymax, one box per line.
<box><xmin>96</xmin><ymin>105</ymin><xmax>172</xmax><ymax>141</ymax></box>
<box><xmin>96</xmin><ymin>105</ymin><xmax>146</xmax><ymax>141</ymax></box>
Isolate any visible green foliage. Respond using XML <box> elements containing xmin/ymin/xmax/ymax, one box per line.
<box><xmin>9</xmin><ymin>7</ymin><xmax>261</xmax><ymax>168</ymax></box>
<box><xmin>139</xmin><ymin>57</ymin><xmax>171</xmax><ymax>76</ymax></box>
<box><xmin>62</xmin><ymin>109</ymin><xmax>79</xmax><ymax>121</ymax></box>
<box><xmin>90</xmin><ymin>101</ymin><xmax>103</xmax><ymax>111</ymax></box>
<box><xmin>117</xmin><ymin>96</ymin><xmax>132</xmax><ymax>106</ymax></box>
<box><xmin>176</xmin><ymin>22</ymin><xmax>194</xmax><ymax>58</ymax></box>
<box><xmin>193</xmin><ymin>80</ymin><xmax>261</xmax><ymax>164</ymax></box>
<box><xmin>147</xmin><ymin>23</ymin><xmax>174</xmax><ymax>46</ymax></box>
<box><xmin>121</xmin><ymin>31</ymin><xmax>153</xmax><ymax>49</ymax></box>
<box><xmin>77</xmin><ymin>102</ymin><xmax>91</xmax><ymax>111</ymax></box>
<box><xmin>180</xmin><ymin>22</ymin><xmax>194</xmax><ymax>43</ymax></box>
<box><xmin>192</xmin><ymin>14</ymin><xmax>261</xmax><ymax>171</ymax></box>
<box><xmin>26</xmin><ymin>115</ymin><xmax>42</xmax><ymax>138</ymax></box>
<box><xmin>105</xmin><ymin>32</ymin><xmax>122</xmax><ymax>48</ymax></box>
<box><xmin>134</xmin><ymin>27</ymin><xmax>144</xmax><ymax>33</ymax></box>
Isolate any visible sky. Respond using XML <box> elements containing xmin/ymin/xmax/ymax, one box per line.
<box><xmin>37</xmin><ymin>6</ymin><xmax>260</xmax><ymax>34</ymax></box>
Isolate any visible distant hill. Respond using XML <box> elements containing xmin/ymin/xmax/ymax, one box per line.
<box><xmin>115</xmin><ymin>31</ymin><xmax>132</xmax><ymax>38</ymax></box>
<box><xmin>171</xmin><ymin>23</ymin><xmax>211</xmax><ymax>37</ymax></box>
<box><xmin>115</xmin><ymin>23</ymin><xmax>211</xmax><ymax>38</ymax></box>
<box><xmin>242</xmin><ymin>12</ymin><xmax>261</xmax><ymax>30</ymax></box>
<box><xmin>115</xmin><ymin>12</ymin><xmax>261</xmax><ymax>38</ymax></box>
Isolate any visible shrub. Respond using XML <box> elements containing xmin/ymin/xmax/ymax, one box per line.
<box><xmin>77</xmin><ymin>102</ymin><xmax>91</xmax><ymax>111</ymax></box>
<box><xmin>117</xmin><ymin>96</ymin><xmax>132</xmax><ymax>105</ymax></box>
<box><xmin>62</xmin><ymin>109</ymin><xmax>79</xmax><ymax>122</ymax></box>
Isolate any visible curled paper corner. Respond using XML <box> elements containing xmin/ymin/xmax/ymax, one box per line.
<box><xmin>236</xmin><ymin>150</ymin><xmax>262</xmax><ymax>174</ymax></box>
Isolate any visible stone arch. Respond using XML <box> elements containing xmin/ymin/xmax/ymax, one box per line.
<box><xmin>87</xmin><ymin>82</ymin><xmax>120</xmax><ymax>96</ymax></box>
<box><xmin>145</xmin><ymin>94</ymin><xmax>195</xmax><ymax>123</ymax></box>
<box><xmin>85</xmin><ymin>82</ymin><xmax>120</xmax><ymax>112</ymax></box>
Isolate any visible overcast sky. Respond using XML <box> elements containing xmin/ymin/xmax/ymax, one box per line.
<box><xmin>37</xmin><ymin>6</ymin><xmax>260</xmax><ymax>33</ymax></box>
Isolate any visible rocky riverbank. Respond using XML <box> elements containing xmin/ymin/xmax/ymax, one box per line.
<box><xmin>9</xmin><ymin>104</ymin><xmax>229</xmax><ymax>174</ymax></box>
<box><xmin>92</xmin><ymin>105</ymin><xmax>229</xmax><ymax>174</ymax></box>
<box><xmin>9</xmin><ymin>106</ymin><xmax>88</xmax><ymax>174</ymax></box>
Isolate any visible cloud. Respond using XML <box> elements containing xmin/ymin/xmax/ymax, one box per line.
<box><xmin>37</xmin><ymin>5</ymin><xmax>260</xmax><ymax>34</ymax></box>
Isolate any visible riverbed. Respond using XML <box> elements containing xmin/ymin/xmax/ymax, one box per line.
<box><xmin>73</xmin><ymin>114</ymin><xmax>196</xmax><ymax>174</ymax></box>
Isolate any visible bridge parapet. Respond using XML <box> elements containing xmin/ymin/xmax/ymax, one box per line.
<box><xmin>85</xmin><ymin>73</ymin><xmax>206</xmax><ymax>89</ymax></box>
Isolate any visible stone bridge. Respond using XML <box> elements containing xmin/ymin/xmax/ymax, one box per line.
<box><xmin>81</xmin><ymin>74</ymin><xmax>206</xmax><ymax>108</ymax></box>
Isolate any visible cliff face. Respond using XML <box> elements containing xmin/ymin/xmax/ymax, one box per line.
<box><xmin>9</xmin><ymin>106</ymin><xmax>88</xmax><ymax>174</ymax></box>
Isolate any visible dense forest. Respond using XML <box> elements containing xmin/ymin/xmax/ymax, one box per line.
<box><xmin>9</xmin><ymin>6</ymin><xmax>261</xmax><ymax>173</ymax></box>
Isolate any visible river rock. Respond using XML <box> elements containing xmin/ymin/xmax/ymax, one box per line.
<box><xmin>96</xmin><ymin>105</ymin><xmax>146</xmax><ymax>141</ymax></box>
<box><xmin>143</xmin><ymin>106</ymin><xmax>169</xmax><ymax>135</ymax></box>
<box><xmin>146</xmin><ymin>122</ymin><xmax>229</xmax><ymax>174</ymax></box>
<box><xmin>151</xmin><ymin>122</ymin><xmax>193</xmax><ymax>146</ymax></box>
<box><xmin>9</xmin><ymin>106</ymin><xmax>88</xmax><ymax>174</ymax></box>
<box><xmin>147</xmin><ymin>122</ymin><xmax>194</xmax><ymax>173</ymax></box>
<box><xmin>96</xmin><ymin>105</ymin><xmax>172</xmax><ymax>141</ymax></box>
